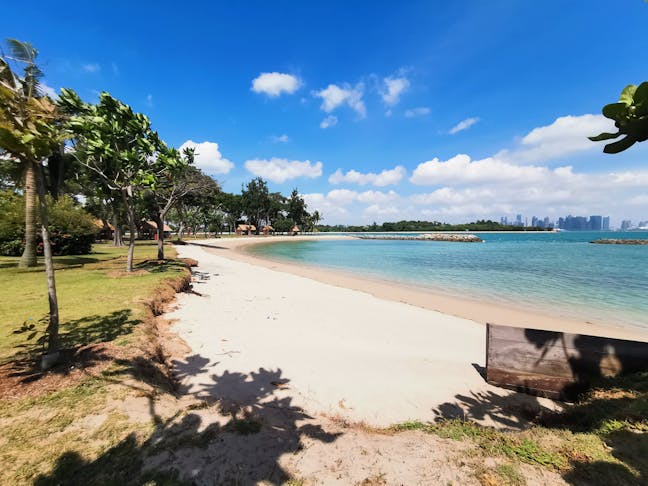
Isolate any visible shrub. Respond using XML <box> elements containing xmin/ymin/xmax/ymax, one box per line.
<box><xmin>0</xmin><ymin>192</ymin><xmax>97</xmax><ymax>256</ymax></box>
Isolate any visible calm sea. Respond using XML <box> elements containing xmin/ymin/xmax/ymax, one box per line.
<box><xmin>247</xmin><ymin>231</ymin><xmax>648</xmax><ymax>331</ymax></box>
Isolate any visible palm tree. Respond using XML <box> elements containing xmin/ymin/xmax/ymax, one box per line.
<box><xmin>0</xmin><ymin>39</ymin><xmax>66</xmax><ymax>365</ymax></box>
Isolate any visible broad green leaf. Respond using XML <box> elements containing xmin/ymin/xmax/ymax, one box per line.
<box><xmin>602</xmin><ymin>102</ymin><xmax>627</xmax><ymax>120</ymax></box>
<box><xmin>603</xmin><ymin>135</ymin><xmax>636</xmax><ymax>154</ymax></box>
<box><xmin>633</xmin><ymin>81</ymin><xmax>648</xmax><ymax>106</ymax></box>
<box><xmin>619</xmin><ymin>84</ymin><xmax>637</xmax><ymax>105</ymax></box>
<box><xmin>588</xmin><ymin>131</ymin><xmax>620</xmax><ymax>142</ymax></box>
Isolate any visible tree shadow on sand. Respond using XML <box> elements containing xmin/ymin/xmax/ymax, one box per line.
<box><xmin>34</xmin><ymin>355</ymin><xmax>341</xmax><ymax>485</ymax></box>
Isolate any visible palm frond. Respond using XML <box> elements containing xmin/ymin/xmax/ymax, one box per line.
<box><xmin>6</xmin><ymin>39</ymin><xmax>37</xmax><ymax>63</ymax></box>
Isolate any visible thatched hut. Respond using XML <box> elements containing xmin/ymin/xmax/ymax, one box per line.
<box><xmin>235</xmin><ymin>224</ymin><xmax>256</xmax><ymax>236</ymax></box>
<box><xmin>93</xmin><ymin>220</ymin><xmax>115</xmax><ymax>240</ymax></box>
<box><xmin>262</xmin><ymin>225</ymin><xmax>274</xmax><ymax>236</ymax></box>
<box><xmin>291</xmin><ymin>225</ymin><xmax>300</xmax><ymax>236</ymax></box>
<box><xmin>141</xmin><ymin>221</ymin><xmax>172</xmax><ymax>240</ymax></box>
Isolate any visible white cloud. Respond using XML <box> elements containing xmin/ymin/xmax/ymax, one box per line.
<box><xmin>83</xmin><ymin>63</ymin><xmax>100</xmax><ymax>73</ymax></box>
<box><xmin>244</xmin><ymin>157</ymin><xmax>322</xmax><ymax>183</ymax></box>
<box><xmin>410</xmin><ymin>154</ymin><xmax>550</xmax><ymax>186</ymax></box>
<box><xmin>251</xmin><ymin>72</ymin><xmax>301</xmax><ymax>97</ymax></box>
<box><xmin>270</xmin><ymin>134</ymin><xmax>289</xmax><ymax>143</ymax></box>
<box><xmin>320</xmin><ymin>115</ymin><xmax>338</xmax><ymax>129</ymax></box>
<box><xmin>179</xmin><ymin>140</ymin><xmax>234</xmax><ymax>175</ymax></box>
<box><xmin>314</xmin><ymin>83</ymin><xmax>366</xmax><ymax>117</ymax></box>
<box><xmin>381</xmin><ymin>76</ymin><xmax>409</xmax><ymax>106</ymax></box>
<box><xmin>407</xmin><ymin>151</ymin><xmax>648</xmax><ymax>224</ymax></box>
<box><xmin>327</xmin><ymin>189</ymin><xmax>359</xmax><ymax>204</ymax></box>
<box><xmin>329</xmin><ymin>166</ymin><xmax>406</xmax><ymax>187</ymax></box>
<box><xmin>40</xmin><ymin>82</ymin><xmax>58</xmax><ymax>99</ymax></box>
<box><xmin>146</xmin><ymin>94</ymin><xmax>153</xmax><ymax>107</ymax></box>
<box><xmin>449</xmin><ymin>117</ymin><xmax>480</xmax><ymax>134</ymax></box>
<box><xmin>500</xmin><ymin>114</ymin><xmax>615</xmax><ymax>164</ymax></box>
<box><xmin>302</xmin><ymin>189</ymin><xmax>401</xmax><ymax>221</ymax></box>
<box><xmin>357</xmin><ymin>190</ymin><xmax>400</xmax><ymax>204</ymax></box>
<box><xmin>404</xmin><ymin>107</ymin><xmax>430</xmax><ymax>118</ymax></box>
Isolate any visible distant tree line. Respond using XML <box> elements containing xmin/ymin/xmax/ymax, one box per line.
<box><xmin>315</xmin><ymin>220</ymin><xmax>552</xmax><ymax>232</ymax></box>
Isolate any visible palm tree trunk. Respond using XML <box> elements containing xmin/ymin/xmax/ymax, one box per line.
<box><xmin>19</xmin><ymin>162</ymin><xmax>38</xmax><ymax>268</ymax></box>
<box><xmin>34</xmin><ymin>162</ymin><xmax>60</xmax><ymax>367</ymax></box>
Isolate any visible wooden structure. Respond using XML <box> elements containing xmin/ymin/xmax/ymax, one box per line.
<box><xmin>262</xmin><ymin>225</ymin><xmax>274</xmax><ymax>236</ymax></box>
<box><xmin>291</xmin><ymin>225</ymin><xmax>300</xmax><ymax>236</ymax></box>
<box><xmin>235</xmin><ymin>224</ymin><xmax>256</xmax><ymax>236</ymax></box>
<box><xmin>486</xmin><ymin>323</ymin><xmax>648</xmax><ymax>399</ymax></box>
<box><xmin>93</xmin><ymin>220</ymin><xmax>115</xmax><ymax>240</ymax></box>
<box><xmin>140</xmin><ymin>221</ymin><xmax>172</xmax><ymax>240</ymax></box>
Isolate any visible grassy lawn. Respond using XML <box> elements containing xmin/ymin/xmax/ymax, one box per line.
<box><xmin>0</xmin><ymin>242</ymin><xmax>186</xmax><ymax>363</ymax></box>
<box><xmin>0</xmin><ymin>241</ymin><xmax>192</xmax><ymax>484</ymax></box>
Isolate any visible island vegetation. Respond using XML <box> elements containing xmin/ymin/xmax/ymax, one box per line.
<box><xmin>316</xmin><ymin>219</ymin><xmax>552</xmax><ymax>233</ymax></box>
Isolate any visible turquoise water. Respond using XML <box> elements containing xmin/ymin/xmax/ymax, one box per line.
<box><xmin>248</xmin><ymin>232</ymin><xmax>648</xmax><ymax>331</ymax></box>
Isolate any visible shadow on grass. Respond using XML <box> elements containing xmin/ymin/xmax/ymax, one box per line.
<box><xmin>7</xmin><ymin>310</ymin><xmax>140</xmax><ymax>383</ymax></box>
<box><xmin>433</xmin><ymin>371</ymin><xmax>648</xmax><ymax>485</ymax></box>
<box><xmin>134</xmin><ymin>259</ymin><xmax>189</xmax><ymax>274</ymax></box>
<box><xmin>34</xmin><ymin>360</ymin><xmax>341</xmax><ymax>485</ymax></box>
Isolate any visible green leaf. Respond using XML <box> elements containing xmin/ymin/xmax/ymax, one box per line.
<box><xmin>588</xmin><ymin>131</ymin><xmax>621</xmax><ymax>142</ymax></box>
<box><xmin>633</xmin><ymin>81</ymin><xmax>648</xmax><ymax>106</ymax></box>
<box><xmin>602</xmin><ymin>102</ymin><xmax>628</xmax><ymax>120</ymax></box>
<box><xmin>603</xmin><ymin>135</ymin><xmax>636</xmax><ymax>154</ymax></box>
<box><xmin>619</xmin><ymin>84</ymin><xmax>637</xmax><ymax>105</ymax></box>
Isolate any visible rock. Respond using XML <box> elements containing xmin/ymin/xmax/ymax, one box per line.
<box><xmin>590</xmin><ymin>239</ymin><xmax>648</xmax><ymax>245</ymax></box>
<box><xmin>356</xmin><ymin>233</ymin><xmax>483</xmax><ymax>243</ymax></box>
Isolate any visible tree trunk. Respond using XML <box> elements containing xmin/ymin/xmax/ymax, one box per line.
<box><xmin>155</xmin><ymin>213</ymin><xmax>165</xmax><ymax>260</ymax></box>
<box><xmin>178</xmin><ymin>222</ymin><xmax>185</xmax><ymax>241</ymax></box>
<box><xmin>34</xmin><ymin>162</ymin><xmax>60</xmax><ymax>367</ymax></box>
<box><xmin>112</xmin><ymin>213</ymin><xmax>124</xmax><ymax>247</ymax></box>
<box><xmin>19</xmin><ymin>162</ymin><xmax>38</xmax><ymax>268</ymax></box>
<box><xmin>122</xmin><ymin>188</ymin><xmax>136</xmax><ymax>272</ymax></box>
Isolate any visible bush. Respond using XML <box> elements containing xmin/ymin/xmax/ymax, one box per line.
<box><xmin>0</xmin><ymin>192</ymin><xmax>97</xmax><ymax>256</ymax></box>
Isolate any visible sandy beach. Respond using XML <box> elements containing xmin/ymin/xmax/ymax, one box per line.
<box><xmin>168</xmin><ymin>235</ymin><xmax>588</xmax><ymax>429</ymax></box>
<box><xmin>159</xmin><ymin>235</ymin><xmax>645</xmax><ymax>483</ymax></box>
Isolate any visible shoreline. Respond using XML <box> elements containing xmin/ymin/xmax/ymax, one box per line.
<box><xmin>191</xmin><ymin>236</ymin><xmax>648</xmax><ymax>342</ymax></box>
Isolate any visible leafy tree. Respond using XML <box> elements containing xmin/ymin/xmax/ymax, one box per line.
<box><xmin>0</xmin><ymin>39</ymin><xmax>67</xmax><ymax>362</ymax></box>
<box><xmin>590</xmin><ymin>82</ymin><xmax>648</xmax><ymax>153</ymax></box>
<box><xmin>241</xmin><ymin>177</ymin><xmax>270</xmax><ymax>231</ymax></box>
<box><xmin>287</xmin><ymin>188</ymin><xmax>308</xmax><ymax>228</ymax></box>
<box><xmin>217</xmin><ymin>192</ymin><xmax>243</xmax><ymax>233</ymax></box>
<box><xmin>60</xmin><ymin>90</ymin><xmax>160</xmax><ymax>272</ymax></box>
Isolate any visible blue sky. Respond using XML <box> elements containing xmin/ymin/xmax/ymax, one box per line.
<box><xmin>6</xmin><ymin>0</ymin><xmax>648</xmax><ymax>226</ymax></box>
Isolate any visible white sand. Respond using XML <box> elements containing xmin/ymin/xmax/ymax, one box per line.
<box><xmin>168</xmin><ymin>240</ymin><xmax>558</xmax><ymax>427</ymax></box>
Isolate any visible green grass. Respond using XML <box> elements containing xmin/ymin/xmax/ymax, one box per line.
<box><xmin>0</xmin><ymin>241</ymin><xmax>185</xmax><ymax>362</ymax></box>
<box><xmin>393</xmin><ymin>373</ymin><xmax>648</xmax><ymax>484</ymax></box>
<box><xmin>0</xmin><ymin>241</ymin><xmax>193</xmax><ymax>484</ymax></box>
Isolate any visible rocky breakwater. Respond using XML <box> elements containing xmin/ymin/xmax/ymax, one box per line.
<box><xmin>357</xmin><ymin>233</ymin><xmax>483</xmax><ymax>242</ymax></box>
<box><xmin>591</xmin><ymin>239</ymin><xmax>648</xmax><ymax>245</ymax></box>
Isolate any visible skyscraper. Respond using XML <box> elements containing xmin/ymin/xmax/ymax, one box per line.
<box><xmin>602</xmin><ymin>216</ymin><xmax>610</xmax><ymax>231</ymax></box>
<box><xmin>590</xmin><ymin>215</ymin><xmax>602</xmax><ymax>231</ymax></box>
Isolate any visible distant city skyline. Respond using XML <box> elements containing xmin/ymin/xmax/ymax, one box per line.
<box><xmin>498</xmin><ymin>213</ymin><xmax>648</xmax><ymax>230</ymax></box>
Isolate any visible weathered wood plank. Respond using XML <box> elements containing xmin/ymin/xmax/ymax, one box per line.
<box><xmin>485</xmin><ymin>323</ymin><xmax>648</xmax><ymax>400</ymax></box>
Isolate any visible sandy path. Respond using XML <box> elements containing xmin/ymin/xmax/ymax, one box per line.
<box><xmin>168</xmin><ymin>242</ymin><xmax>555</xmax><ymax>427</ymax></box>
